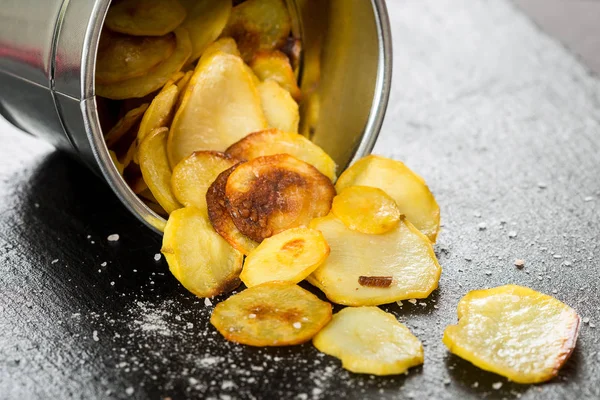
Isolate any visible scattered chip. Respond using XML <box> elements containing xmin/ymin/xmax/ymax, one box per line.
<box><xmin>171</xmin><ymin>151</ymin><xmax>237</xmax><ymax>212</ymax></box>
<box><xmin>240</xmin><ymin>227</ymin><xmax>330</xmax><ymax>287</ymax></box>
<box><xmin>179</xmin><ymin>0</ymin><xmax>232</xmax><ymax>62</ymax></box>
<box><xmin>96</xmin><ymin>30</ymin><xmax>175</xmax><ymax>85</ymax></box>
<box><xmin>313</xmin><ymin>307</ymin><xmax>424</xmax><ymax>375</ymax></box>
<box><xmin>167</xmin><ymin>51</ymin><xmax>267</xmax><ymax>165</ymax></box>
<box><xmin>226</xmin><ymin>129</ymin><xmax>336</xmax><ymax>181</ymax></box>
<box><xmin>222</xmin><ymin>0</ymin><xmax>292</xmax><ymax>63</ymax></box>
<box><xmin>207</xmin><ymin>165</ymin><xmax>259</xmax><ymax>255</ymax></box>
<box><xmin>335</xmin><ymin>155</ymin><xmax>440</xmax><ymax>242</ymax></box>
<box><xmin>210</xmin><ymin>282</ymin><xmax>332</xmax><ymax>346</ymax></box>
<box><xmin>225</xmin><ymin>154</ymin><xmax>335</xmax><ymax>242</ymax></box>
<box><xmin>251</xmin><ymin>50</ymin><xmax>301</xmax><ymax>100</ymax></box>
<box><xmin>138</xmin><ymin>127</ymin><xmax>182</xmax><ymax>214</ymax></box>
<box><xmin>308</xmin><ymin>214</ymin><xmax>441</xmax><ymax>306</ymax></box>
<box><xmin>105</xmin><ymin>0</ymin><xmax>187</xmax><ymax>37</ymax></box>
<box><xmin>331</xmin><ymin>186</ymin><xmax>401</xmax><ymax>234</ymax></box>
<box><xmin>443</xmin><ymin>285</ymin><xmax>580</xmax><ymax>384</ymax></box>
<box><xmin>257</xmin><ymin>80</ymin><xmax>300</xmax><ymax>133</ymax></box>
<box><xmin>161</xmin><ymin>207</ymin><xmax>243</xmax><ymax>298</ymax></box>
<box><xmin>97</xmin><ymin>27</ymin><xmax>192</xmax><ymax>100</ymax></box>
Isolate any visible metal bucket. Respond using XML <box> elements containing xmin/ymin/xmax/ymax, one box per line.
<box><xmin>0</xmin><ymin>0</ymin><xmax>393</xmax><ymax>233</ymax></box>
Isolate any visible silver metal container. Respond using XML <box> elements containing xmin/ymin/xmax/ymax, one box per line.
<box><xmin>0</xmin><ymin>0</ymin><xmax>392</xmax><ymax>233</ymax></box>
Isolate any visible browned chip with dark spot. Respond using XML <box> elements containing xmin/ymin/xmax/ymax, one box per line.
<box><xmin>225</xmin><ymin>154</ymin><xmax>335</xmax><ymax>242</ymax></box>
<box><xmin>206</xmin><ymin>164</ymin><xmax>259</xmax><ymax>255</ymax></box>
<box><xmin>358</xmin><ymin>276</ymin><xmax>393</xmax><ymax>288</ymax></box>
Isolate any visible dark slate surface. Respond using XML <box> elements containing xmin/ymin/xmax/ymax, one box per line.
<box><xmin>1</xmin><ymin>1</ymin><xmax>599</xmax><ymax>399</ymax></box>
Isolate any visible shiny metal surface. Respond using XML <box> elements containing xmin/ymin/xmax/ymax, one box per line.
<box><xmin>0</xmin><ymin>0</ymin><xmax>392</xmax><ymax>234</ymax></box>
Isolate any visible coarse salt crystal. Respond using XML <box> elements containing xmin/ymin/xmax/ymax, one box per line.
<box><xmin>514</xmin><ymin>259</ymin><xmax>525</xmax><ymax>268</ymax></box>
<box><xmin>584</xmin><ymin>196</ymin><xmax>594</xmax><ymax>202</ymax></box>
<box><xmin>293</xmin><ymin>322</ymin><xmax>302</xmax><ymax>329</ymax></box>
<box><xmin>107</xmin><ymin>234</ymin><xmax>120</xmax><ymax>242</ymax></box>
<box><xmin>204</xmin><ymin>298</ymin><xmax>212</xmax><ymax>307</ymax></box>
<box><xmin>248</xmin><ymin>313</ymin><xmax>257</xmax><ymax>319</ymax></box>
<box><xmin>508</xmin><ymin>231</ymin><xmax>517</xmax><ymax>238</ymax></box>
<box><xmin>92</xmin><ymin>330</ymin><xmax>99</xmax><ymax>341</ymax></box>
<box><xmin>408</xmin><ymin>299</ymin><xmax>417</xmax><ymax>305</ymax></box>
<box><xmin>51</xmin><ymin>259</ymin><xmax>59</xmax><ymax>264</ymax></box>
<box><xmin>582</xmin><ymin>317</ymin><xmax>590</xmax><ymax>324</ymax></box>
<box><xmin>477</xmin><ymin>222</ymin><xmax>487</xmax><ymax>230</ymax></box>
<box><xmin>125</xmin><ymin>387</ymin><xmax>134</xmax><ymax>396</ymax></box>
<box><xmin>154</xmin><ymin>254</ymin><xmax>161</xmax><ymax>261</ymax></box>
<box><xmin>492</xmin><ymin>382</ymin><xmax>503</xmax><ymax>390</ymax></box>
<box><xmin>100</xmin><ymin>262</ymin><xmax>107</xmax><ymax>267</ymax></box>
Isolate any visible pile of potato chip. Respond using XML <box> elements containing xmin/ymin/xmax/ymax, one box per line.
<box><xmin>98</xmin><ymin>0</ymin><xmax>580</xmax><ymax>383</ymax></box>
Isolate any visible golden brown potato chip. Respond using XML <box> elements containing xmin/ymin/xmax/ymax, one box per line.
<box><xmin>96</xmin><ymin>30</ymin><xmax>175</xmax><ymax>85</ymax></box>
<box><xmin>225</xmin><ymin>154</ymin><xmax>335</xmax><ymax>242</ymax></box>
<box><xmin>105</xmin><ymin>0</ymin><xmax>187</xmax><ymax>37</ymax></box>
<box><xmin>222</xmin><ymin>0</ymin><xmax>291</xmax><ymax>63</ymax></box>
<box><xmin>162</xmin><ymin>207</ymin><xmax>243</xmax><ymax>298</ymax></box>
<box><xmin>313</xmin><ymin>307</ymin><xmax>424</xmax><ymax>375</ymax></box>
<box><xmin>174</xmin><ymin>70</ymin><xmax>193</xmax><ymax>109</ymax></box>
<box><xmin>104</xmin><ymin>103</ymin><xmax>149</xmax><ymax>147</ymax></box>
<box><xmin>171</xmin><ymin>151</ymin><xmax>237</xmax><ymax>212</ymax></box>
<box><xmin>251</xmin><ymin>50</ymin><xmax>301</xmax><ymax>100</ymax></box>
<box><xmin>443</xmin><ymin>285</ymin><xmax>580</xmax><ymax>384</ymax></box>
<box><xmin>309</xmin><ymin>214</ymin><xmax>441</xmax><ymax>306</ymax></box>
<box><xmin>210</xmin><ymin>282</ymin><xmax>332</xmax><ymax>346</ymax></box>
<box><xmin>335</xmin><ymin>155</ymin><xmax>441</xmax><ymax>242</ymax></box>
<box><xmin>240</xmin><ymin>227</ymin><xmax>329</xmax><ymax>287</ymax></box>
<box><xmin>167</xmin><ymin>51</ymin><xmax>267</xmax><ymax>165</ymax></box>
<box><xmin>179</xmin><ymin>0</ymin><xmax>232</xmax><ymax>62</ymax></box>
<box><xmin>226</xmin><ymin>129</ymin><xmax>336</xmax><ymax>181</ymax></box>
<box><xmin>138</xmin><ymin>127</ymin><xmax>182</xmax><ymax>214</ymax></box>
<box><xmin>97</xmin><ymin>27</ymin><xmax>192</xmax><ymax>100</ymax></box>
<box><xmin>207</xmin><ymin>165</ymin><xmax>259</xmax><ymax>255</ymax></box>
<box><xmin>331</xmin><ymin>186</ymin><xmax>401</xmax><ymax>234</ymax></box>
<box><xmin>257</xmin><ymin>80</ymin><xmax>299</xmax><ymax>133</ymax></box>
<box><xmin>137</xmin><ymin>84</ymin><xmax>179</xmax><ymax>143</ymax></box>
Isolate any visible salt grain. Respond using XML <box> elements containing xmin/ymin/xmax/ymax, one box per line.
<box><xmin>107</xmin><ymin>234</ymin><xmax>120</xmax><ymax>242</ymax></box>
<box><xmin>293</xmin><ymin>322</ymin><xmax>302</xmax><ymax>329</ymax></box>
<box><xmin>583</xmin><ymin>317</ymin><xmax>590</xmax><ymax>324</ymax></box>
<box><xmin>154</xmin><ymin>254</ymin><xmax>161</xmax><ymax>261</ymax></box>
<box><xmin>538</xmin><ymin>182</ymin><xmax>547</xmax><ymax>189</ymax></box>
<box><xmin>100</xmin><ymin>262</ymin><xmax>107</xmax><ymax>267</ymax></box>
<box><xmin>110</xmin><ymin>281</ymin><xmax>115</xmax><ymax>286</ymax></box>
<box><xmin>477</xmin><ymin>222</ymin><xmax>487</xmax><ymax>231</ymax></box>
<box><xmin>443</xmin><ymin>378</ymin><xmax>451</xmax><ymax>385</ymax></box>
<box><xmin>51</xmin><ymin>259</ymin><xmax>59</xmax><ymax>264</ymax></box>
<box><xmin>492</xmin><ymin>382</ymin><xmax>503</xmax><ymax>390</ymax></box>
<box><xmin>92</xmin><ymin>330</ymin><xmax>99</xmax><ymax>342</ymax></box>
<box><xmin>408</xmin><ymin>299</ymin><xmax>417</xmax><ymax>305</ymax></box>
<box><xmin>204</xmin><ymin>298</ymin><xmax>212</xmax><ymax>307</ymax></box>
<box><xmin>508</xmin><ymin>231</ymin><xmax>518</xmax><ymax>239</ymax></box>
<box><xmin>125</xmin><ymin>387</ymin><xmax>134</xmax><ymax>396</ymax></box>
<box><xmin>584</xmin><ymin>196</ymin><xmax>594</xmax><ymax>202</ymax></box>
<box><xmin>514</xmin><ymin>259</ymin><xmax>525</xmax><ymax>268</ymax></box>
<box><xmin>248</xmin><ymin>313</ymin><xmax>257</xmax><ymax>319</ymax></box>
<box><xmin>589</xmin><ymin>323</ymin><xmax>596</xmax><ymax>328</ymax></box>
<box><xmin>553</xmin><ymin>254</ymin><xmax>562</xmax><ymax>259</ymax></box>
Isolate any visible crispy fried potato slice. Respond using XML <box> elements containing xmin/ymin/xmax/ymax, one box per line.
<box><xmin>104</xmin><ymin>103</ymin><xmax>148</xmax><ymax>147</ymax></box>
<box><xmin>97</xmin><ymin>28</ymin><xmax>192</xmax><ymax>100</ymax></box>
<box><xmin>105</xmin><ymin>0</ymin><xmax>187</xmax><ymax>37</ymax></box>
<box><xmin>240</xmin><ymin>228</ymin><xmax>329</xmax><ymax>287</ymax></box>
<box><xmin>251</xmin><ymin>51</ymin><xmax>301</xmax><ymax>100</ymax></box>
<box><xmin>222</xmin><ymin>0</ymin><xmax>291</xmax><ymax>63</ymax></box>
<box><xmin>226</xmin><ymin>129</ymin><xmax>336</xmax><ymax>181</ymax></box>
<box><xmin>225</xmin><ymin>154</ymin><xmax>335</xmax><ymax>242</ymax></box>
<box><xmin>201</xmin><ymin>37</ymin><xmax>241</xmax><ymax>59</ymax></box>
<box><xmin>335</xmin><ymin>155</ymin><xmax>440</xmax><ymax>242</ymax></box>
<box><xmin>313</xmin><ymin>307</ymin><xmax>424</xmax><ymax>375</ymax></box>
<box><xmin>207</xmin><ymin>165</ymin><xmax>259</xmax><ymax>255</ymax></box>
<box><xmin>138</xmin><ymin>127</ymin><xmax>182</xmax><ymax>214</ymax></box>
<box><xmin>137</xmin><ymin>84</ymin><xmax>179</xmax><ymax>143</ymax></box>
<box><xmin>109</xmin><ymin>150</ymin><xmax>124</xmax><ymax>175</ymax></box>
<box><xmin>443</xmin><ymin>285</ymin><xmax>580</xmax><ymax>384</ymax></box>
<box><xmin>308</xmin><ymin>214</ymin><xmax>441</xmax><ymax>306</ymax></box>
<box><xmin>96</xmin><ymin>30</ymin><xmax>175</xmax><ymax>85</ymax></box>
<box><xmin>178</xmin><ymin>0</ymin><xmax>232</xmax><ymax>62</ymax></box>
<box><xmin>168</xmin><ymin>51</ymin><xmax>267</xmax><ymax>165</ymax></box>
<box><xmin>332</xmin><ymin>186</ymin><xmax>401</xmax><ymax>234</ymax></box>
<box><xmin>120</xmin><ymin>140</ymin><xmax>138</xmax><ymax>169</ymax></box>
<box><xmin>162</xmin><ymin>207</ymin><xmax>243</xmax><ymax>297</ymax></box>
<box><xmin>146</xmin><ymin>200</ymin><xmax>169</xmax><ymax>218</ymax></box>
<box><xmin>174</xmin><ymin>70</ymin><xmax>193</xmax><ymax>109</ymax></box>
<box><xmin>171</xmin><ymin>151</ymin><xmax>237</xmax><ymax>212</ymax></box>
<box><xmin>257</xmin><ymin>80</ymin><xmax>299</xmax><ymax>133</ymax></box>
<box><xmin>210</xmin><ymin>282</ymin><xmax>332</xmax><ymax>346</ymax></box>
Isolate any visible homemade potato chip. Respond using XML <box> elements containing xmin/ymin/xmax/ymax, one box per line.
<box><xmin>105</xmin><ymin>0</ymin><xmax>187</xmax><ymax>37</ymax></box>
<box><xmin>201</xmin><ymin>37</ymin><xmax>241</xmax><ymax>59</ymax></box>
<box><xmin>179</xmin><ymin>0</ymin><xmax>232</xmax><ymax>62</ymax></box>
<box><xmin>207</xmin><ymin>165</ymin><xmax>259</xmax><ymax>255</ymax></box>
<box><xmin>257</xmin><ymin>80</ymin><xmax>299</xmax><ymax>133</ymax></box>
<box><xmin>251</xmin><ymin>51</ymin><xmax>301</xmax><ymax>100</ymax></box>
<box><xmin>104</xmin><ymin>103</ymin><xmax>149</xmax><ymax>147</ymax></box>
<box><xmin>162</xmin><ymin>207</ymin><xmax>243</xmax><ymax>297</ymax></box>
<box><xmin>225</xmin><ymin>154</ymin><xmax>335</xmax><ymax>242</ymax></box>
<box><xmin>167</xmin><ymin>51</ymin><xmax>267</xmax><ymax>165</ymax></box>
<box><xmin>240</xmin><ymin>227</ymin><xmax>330</xmax><ymax>287</ymax></box>
<box><xmin>331</xmin><ymin>186</ymin><xmax>401</xmax><ymax>234</ymax></box>
<box><xmin>226</xmin><ymin>129</ymin><xmax>336</xmax><ymax>181</ymax></box>
<box><xmin>210</xmin><ymin>282</ymin><xmax>332</xmax><ymax>346</ymax></box>
<box><xmin>222</xmin><ymin>0</ymin><xmax>292</xmax><ymax>63</ymax></box>
<box><xmin>175</xmin><ymin>70</ymin><xmax>193</xmax><ymax>109</ymax></box>
<box><xmin>443</xmin><ymin>285</ymin><xmax>580</xmax><ymax>384</ymax></box>
<box><xmin>109</xmin><ymin>150</ymin><xmax>124</xmax><ymax>175</ymax></box>
<box><xmin>137</xmin><ymin>84</ymin><xmax>179</xmax><ymax>143</ymax></box>
<box><xmin>313</xmin><ymin>307</ymin><xmax>424</xmax><ymax>375</ymax></box>
<box><xmin>96</xmin><ymin>30</ymin><xmax>175</xmax><ymax>85</ymax></box>
<box><xmin>138</xmin><ymin>127</ymin><xmax>182</xmax><ymax>214</ymax></box>
<box><xmin>308</xmin><ymin>214</ymin><xmax>441</xmax><ymax>306</ymax></box>
<box><xmin>335</xmin><ymin>155</ymin><xmax>441</xmax><ymax>242</ymax></box>
<box><xmin>171</xmin><ymin>151</ymin><xmax>237</xmax><ymax>212</ymax></box>
<box><xmin>97</xmin><ymin>27</ymin><xmax>192</xmax><ymax>100</ymax></box>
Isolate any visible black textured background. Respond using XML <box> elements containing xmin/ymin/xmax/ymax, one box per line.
<box><xmin>1</xmin><ymin>1</ymin><xmax>600</xmax><ymax>399</ymax></box>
